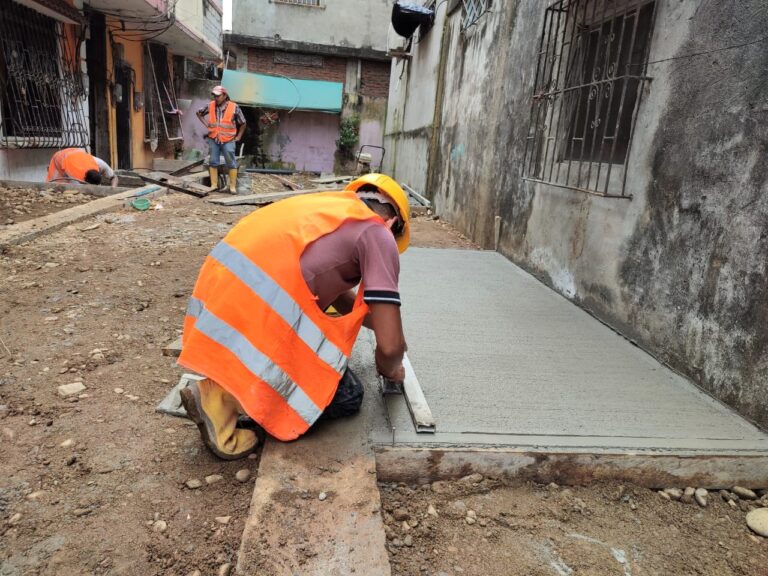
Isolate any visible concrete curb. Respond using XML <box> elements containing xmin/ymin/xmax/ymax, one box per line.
<box><xmin>0</xmin><ymin>184</ymin><xmax>166</xmax><ymax>251</ymax></box>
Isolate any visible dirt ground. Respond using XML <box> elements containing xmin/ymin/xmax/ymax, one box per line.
<box><xmin>0</xmin><ymin>181</ymin><xmax>765</xmax><ymax>576</ymax></box>
<box><xmin>380</xmin><ymin>477</ymin><xmax>768</xmax><ymax>576</ymax></box>
<box><xmin>0</xmin><ymin>182</ymin><xmax>476</xmax><ymax>576</ymax></box>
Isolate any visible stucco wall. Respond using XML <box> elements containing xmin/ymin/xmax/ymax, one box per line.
<box><xmin>262</xmin><ymin>111</ymin><xmax>340</xmax><ymax>172</ymax></box>
<box><xmin>389</xmin><ymin>0</ymin><xmax>768</xmax><ymax>429</ymax></box>
<box><xmin>232</xmin><ymin>0</ymin><xmax>391</xmax><ymax>52</ymax></box>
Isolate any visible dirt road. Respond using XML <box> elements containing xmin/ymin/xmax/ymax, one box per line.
<box><xmin>0</xmin><ymin>186</ymin><xmax>765</xmax><ymax>576</ymax></box>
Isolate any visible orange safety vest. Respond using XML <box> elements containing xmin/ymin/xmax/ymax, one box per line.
<box><xmin>179</xmin><ymin>191</ymin><xmax>385</xmax><ymax>440</ymax></box>
<box><xmin>207</xmin><ymin>100</ymin><xmax>238</xmax><ymax>142</ymax></box>
<box><xmin>46</xmin><ymin>148</ymin><xmax>99</xmax><ymax>183</ymax></box>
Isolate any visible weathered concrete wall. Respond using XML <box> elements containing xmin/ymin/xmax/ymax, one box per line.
<box><xmin>383</xmin><ymin>4</ymin><xmax>450</xmax><ymax>196</ymax></box>
<box><xmin>391</xmin><ymin>0</ymin><xmax>768</xmax><ymax>429</ymax></box>
<box><xmin>232</xmin><ymin>0</ymin><xmax>391</xmax><ymax>52</ymax></box>
<box><xmin>0</xmin><ymin>150</ymin><xmax>56</xmax><ymax>182</ymax></box>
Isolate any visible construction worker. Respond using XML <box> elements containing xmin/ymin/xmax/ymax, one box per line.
<box><xmin>46</xmin><ymin>148</ymin><xmax>118</xmax><ymax>187</ymax></box>
<box><xmin>196</xmin><ymin>85</ymin><xmax>246</xmax><ymax>194</ymax></box>
<box><xmin>178</xmin><ymin>173</ymin><xmax>410</xmax><ymax>459</ymax></box>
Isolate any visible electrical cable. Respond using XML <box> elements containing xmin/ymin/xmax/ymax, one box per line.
<box><xmin>640</xmin><ymin>34</ymin><xmax>768</xmax><ymax>67</ymax></box>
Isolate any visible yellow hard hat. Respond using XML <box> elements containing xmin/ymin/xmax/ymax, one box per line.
<box><xmin>345</xmin><ymin>173</ymin><xmax>410</xmax><ymax>253</ymax></box>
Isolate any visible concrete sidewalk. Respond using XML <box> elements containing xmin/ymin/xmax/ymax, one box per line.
<box><xmin>374</xmin><ymin>248</ymin><xmax>768</xmax><ymax>484</ymax></box>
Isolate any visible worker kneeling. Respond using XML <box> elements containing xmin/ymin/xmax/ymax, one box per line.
<box><xmin>46</xmin><ymin>148</ymin><xmax>118</xmax><ymax>186</ymax></box>
<box><xmin>178</xmin><ymin>173</ymin><xmax>410</xmax><ymax>459</ymax></box>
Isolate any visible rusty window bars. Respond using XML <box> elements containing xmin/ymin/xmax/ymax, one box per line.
<box><xmin>0</xmin><ymin>2</ymin><xmax>88</xmax><ymax>149</ymax></box>
<box><xmin>522</xmin><ymin>0</ymin><xmax>657</xmax><ymax>198</ymax></box>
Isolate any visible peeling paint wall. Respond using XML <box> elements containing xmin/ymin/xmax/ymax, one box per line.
<box><xmin>387</xmin><ymin>0</ymin><xmax>768</xmax><ymax>429</ymax></box>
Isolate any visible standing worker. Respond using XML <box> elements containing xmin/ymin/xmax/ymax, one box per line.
<box><xmin>178</xmin><ymin>173</ymin><xmax>410</xmax><ymax>459</ymax></box>
<box><xmin>196</xmin><ymin>85</ymin><xmax>246</xmax><ymax>194</ymax></box>
<box><xmin>46</xmin><ymin>148</ymin><xmax>118</xmax><ymax>187</ymax></box>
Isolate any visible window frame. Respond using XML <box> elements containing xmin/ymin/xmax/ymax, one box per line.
<box><xmin>522</xmin><ymin>0</ymin><xmax>658</xmax><ymax>199</ymax></box>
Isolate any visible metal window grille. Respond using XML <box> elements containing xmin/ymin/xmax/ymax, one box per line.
<box><xmin>522</xmin><ymin>0</ymin><xmax>657</xmax><ymax>198</ymax></box>
<box><xmin>273</xmin><ymin>0</ymin><xmax>321</xmax><ymax>6</ymax></box>
<box><xmin>0</xmin><ymin>3</ymin><xmax>88</xmax><ymax>149</ymax></box>
<box><xmin>462</xmin><ymin>0</ymin><xmax>491</xmax><ymax>30</ymax></box>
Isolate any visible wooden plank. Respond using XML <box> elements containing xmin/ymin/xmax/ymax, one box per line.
<box><xmin>152</xmin><ymin>158</ymin><xmax>193</xmax><ymax>173</ymax></box>
<box><xmin>0</xmin><ymin>185</ymin><xmax>165</xmax><ymax>251</ymax></box>
<box><xmin>309</xmin><ymin>175</ymin><xmax>353</xmax><ymax>184</ymax></box>
<box><xmin>401</xmin><ymin>353</ymin><xmax>436</xmax><ymax>433</ymax></box>
<box><xmin>207</xmin><ymin>187</ymin><xmax>343</xmax><ymax>206</ymax></box>
<box><xmin>0</xmin><ymin>179</ymin><xmax>134</xmax><ymax>197</ymax></box>
<box><xmin>169</xmin><ymin>159</ymin><xmax>205</xmax><ymax>176</ymax></box>
<box><xmin>269</xmin><ymin>173</ymin><xmax>299</xmax><ymax>190</ymax></box>
<box><xmin>402</xmin><ymin>183</ymin><xmax>431</xmax><ymax>208</ymax></box>
<box><xmin>138</xmin><ymin>172</ymin><xmax>212</xmax><ymax>198</ymax></box>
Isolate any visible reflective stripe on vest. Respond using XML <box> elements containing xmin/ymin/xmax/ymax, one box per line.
<box><xmin>207</xmin><ymin>101</ymin><xmax>237</xmax><ymax>142</ymax></box>
<box><xmin>208</xmin><ymin>241</ymin><xmax>347</xmax><ymax>374</ymax></box>
<box><xmin>186</xmin><ymin>296</ymin><xmax>323</xmax><ymax>424</ymax></box>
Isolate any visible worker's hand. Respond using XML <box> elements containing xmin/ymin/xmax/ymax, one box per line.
<box><xmin>377</xmin><ymin>361</ymin><xmax>405</xmax><ymax>383</ymax></box>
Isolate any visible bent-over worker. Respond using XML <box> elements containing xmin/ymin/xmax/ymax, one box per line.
<box><xmin>178</xmin><ymin>173</ymin><xmax>410</xmax><ymax>459</ymax></box>
<box><xmin>196</xmin><ymin>85</ymin><xmax>246</xmax><ymax>194</ymax></box>
<box><xmin>46</xmin><ymin>148</ymin><xmax>118</xmax><ymax>187</ymax></box>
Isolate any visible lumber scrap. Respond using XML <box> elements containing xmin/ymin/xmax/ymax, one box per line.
<box><xmin>0</xmin><ymin>185</ymin><xmax>165</xmax><ymax>251</ymax></box>
<box><xmin>269</xmin><ymin>173</ymin><xmax>300</xmax><ymax>190</ymax></box>
<box><xmin>138</xmin><ymin>171</ymin><xmax>212</xmax><ymax>198</ymax></box>
<box><xmin>309</xmin><ymin>175</ymin><xmax>353</xmax><ymax>184</ymax></box>
<box><xmin>169</xmin><ymin>158</ymin><xmax>205</xmax><ymax>176</ymax></box>
<box><xmin>207</xmin><ymin>187</ymin><xmax>343</xmax><ymax>206</ymax></box>
<box><xmin>402</xmin><ymin>183</ymin><xmax>431</xmax><ymax>208</ymax></box>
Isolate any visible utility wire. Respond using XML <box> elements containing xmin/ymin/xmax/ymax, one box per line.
<box><xmin>642</xmin><ymin>34</ymin><xmax>768</xmax><ymax>66</ymax></box>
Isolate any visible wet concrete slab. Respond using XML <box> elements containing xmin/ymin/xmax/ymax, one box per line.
<box><xmin>371</xmin><ymin>248</ymin><xmax>768</xmax><ymax>483</ymax></box>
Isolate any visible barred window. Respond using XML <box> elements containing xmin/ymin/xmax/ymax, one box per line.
<box><xmin>0</xmin><ymin>2</ymin><xmax>88</xmax><ymax>149</ymax></box>
<box><xmin>462</xmin><ymin>0</ymin><xmax>492</xmax><ymax>30</ymax></box>
<box><xmin>273</xmin><ymin>0</ymin><xmax>322</xmax><ymax>6</ymax></box>
<box><xmin>523</xmin><ymin>0</ymin><xmax>657</xmax><ymax>198</ymax></box>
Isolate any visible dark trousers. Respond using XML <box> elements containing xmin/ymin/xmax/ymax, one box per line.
<box><xmin>320</xmin><ymin>368</ymin><xmax>365</xmax><ymax>420</ymax></box>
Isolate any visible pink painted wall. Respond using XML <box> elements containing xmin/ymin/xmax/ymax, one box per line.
<box><xmin>264</xmin><ymin>111</ymin><xmax>340</xmax><ymax>173</ymax></box>
<box><xmin>358</xmin><ymin>119</ymin><xmax>384</xmax><ymax>170</ymax></box>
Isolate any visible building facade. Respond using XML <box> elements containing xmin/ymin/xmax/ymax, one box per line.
<box><xmin>384</xmin><ymin>0</ymin><xmax>768</xmax><ymax>429</ymax></box>
<box><xmin>224</xmin><ymin>0</ymin><xmax>393</xmax><ymax>173</ymax></box>
<box><xmin>0</xmin><ymin>0</ymin><xmax>222</xmax><ymax>181</ymax></box>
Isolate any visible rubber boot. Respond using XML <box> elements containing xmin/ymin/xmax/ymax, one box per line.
<box><xmin>208</xmin><ymin>166</ymin><xmax>219</xmax><ymax>190</ymax></box>
<box><xmin>180</xmin><ymin>378</ymin><xmax>258</xmax><ymax>460</ymax></box>
<box><xmin>228</xmin><ymin>168</ymin><xmax>238</xmax><ymax>194</ymax></box>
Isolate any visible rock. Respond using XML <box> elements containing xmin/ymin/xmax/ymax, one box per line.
<box><xmin>235</xmin><ymin>469</ymin><xmax>251</xmax><ymax>483</ymax></box>
<box><xmin>73</xmin><ymin>508</ymin><xmax>91</xmax><ymax>517</ymax></box>
<box><xmin>393</xmin><ymin>508</ymin><xmax>410</xmax><ymax>521</ymax></box>
<box><xmin>215</xmin><ymin>516</ymin><xmax>231</xmax><ymax>525</ymax></box>
<box><xmin>26</xmin><ymin>491</ymin><xmax>45</xmax><ymax>501</ymax></box>
<box><xmin>187</xmin><ymin>571</ymin><xmax>202</xmax><ymax>576</ymax></box>
<box><xmin>728</xmin><ymin>499</ymin><xmax>738</xmax><ymax>509</ymax></box>
<box><xmin>113</xmin><ymin>388</ymin><xmax>124</xmax><ymax>394</ymax></box>
<box><xmin>739</xmin><ymin>500</ymin><xmax>752</xmax><ymax>512</ymax></box>
<box><xmin>746</xmin><ymin>508</ymin><xmax>768</xmax><ymax>537</ymax></box>
<box><xmin>427</xmin><ymin>504</ymin><xmax>438</xmax><ymax>517</ymax></box>
<box><xmin>186</xmin><ymin>479</ymin><xmax>203</xmax><ymax>489</ymax></box>
<box><xmin>205</xmin><ymin>474</ymin><xmax>224</xmax><ymax>485</ymax></box>
<box><xmin>460</xmin><ymin>473</ymin><xmax>483</xmax><ymax>484</ymax></box>
<box><xmin>663</xmin><ymin>488</ymin><xmax>683</xmax><ymax>500</ymax></box>
<box><xmin>465</xmin><ymin>516</ymin><xmax>476</xmax><ymax>525</ymax></box>
<box><xmin>218</xmin><ymin>563</ymin><xmax>232</xmax><ymax>576</ymax></box>
<box><xmin>467</xmin><ymin>510</ymin><xmax>477</xmax><ymax>519</ymax></box>
<box><xmin>318</xmin><ymin>492</ymin><xmax>327</xmax><ymax>501</ymax></box>
<box><xmin>431</xmin><ymin>481</ymin><xmax>450</xmax><ymax>494</ymax></box>
<box><xmin>401</xmin><ymin>521</ymin><xmax>411</xmax><ymax>532</ymax></box>
<box><xmin>58</xmin><ymin>382</ymin><xmax>86</xmax><ymax>397</ymax></box>
<box><xmin>733</xmin><ymin>486</ymin><xmax>758</xmax><ymax>500</ymax></box>
<box><xmin>152</xmin><ymin>520</ymin><xmax>168</xmax><ymax>533</ymax></box>
<box><xmin>8</xmin><ymin>512</ymin><xmax>22</xmax><ymax>525</ymax></box>
<box><xmin>658</xmin><ymin>491</ymin><xmax>671</xmax><ymax>500</ymax></box>
<box><xmin>681</xmin><ymin>487</ymin><xmax>695</xmax><ymax>504</ymax></box>
<box><xmin>720</xmin><ymin>489</ymin><xmax>732</xmax><ymax>501</ymax></box>
<box><xmin>60</xmin><ymin>439</ymin><xmax>74</xmax><ymax>448</ymax></box>
<box><xmin>694</xmin><ymin>488</ymin><xmax>708</xmax><ymax>507</ymax></box>
<box><xmin>404</xmin><ymin>535</ymin><xmax>413</xmax><ymax>547</ymax></box>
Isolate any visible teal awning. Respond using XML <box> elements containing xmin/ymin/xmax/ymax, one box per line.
<box><xmin>221</xmin><ymin>69</ymin><xmax>343</xmax><ymax>113</ymax></box>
